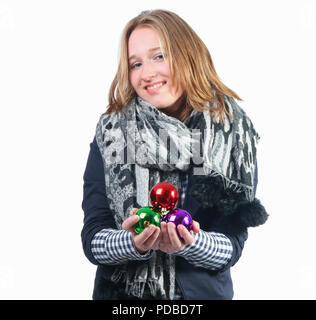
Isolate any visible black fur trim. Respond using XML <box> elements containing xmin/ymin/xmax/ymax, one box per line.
<box><xmin>188</xmin><ymin>175</ymin><xmax>268</xmax><ymax>232</ymax></box>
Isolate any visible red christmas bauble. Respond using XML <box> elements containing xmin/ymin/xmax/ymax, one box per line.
<box><xmin>150</xmin><ymin>182</ymin><xmax>179</xmax><ymax>212</ymax></box>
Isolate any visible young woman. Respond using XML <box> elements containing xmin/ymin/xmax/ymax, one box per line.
<box><xmin>81</xmin><ymin>9</ymin><xmax>268</xmax><ymax>300</ymax></box>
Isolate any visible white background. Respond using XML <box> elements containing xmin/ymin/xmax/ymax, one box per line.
<box><xmin>0</xmin><ymin>0</ymin><xmax>315</xmax><ymax>300</ymax></box>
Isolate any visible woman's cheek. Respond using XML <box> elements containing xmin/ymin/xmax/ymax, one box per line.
<box><xmin>129</xmin><ymin>72</ymin><xmax>140</xmax><ymax>91</ymax></box>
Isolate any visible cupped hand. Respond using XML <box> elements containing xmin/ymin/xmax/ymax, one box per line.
<box><xmin>122</xmin><ymin>208</ymin><xmax>160</xmax><ymax>254</ymax></box>
<box><xmin>157</xmin><ymin>220</ymin><xmax>200</xmax><ymax>253</ymax></box>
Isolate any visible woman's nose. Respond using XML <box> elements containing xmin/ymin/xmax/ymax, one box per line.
<box><xmin>141</xmin><ymin>61</ymin><xmax>157</xmax><ymax>81</ymax></box>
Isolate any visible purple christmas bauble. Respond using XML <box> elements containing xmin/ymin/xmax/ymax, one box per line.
<box><xmin>161</xmin><ymin>208</ymin><xmax>193</xmax><ymax>239</ymax></box>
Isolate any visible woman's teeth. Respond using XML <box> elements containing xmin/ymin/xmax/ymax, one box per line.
<box><xmin>147</xmin><ymin>82</ymin><xmax>164</xmax><ymax>90</ymax></box>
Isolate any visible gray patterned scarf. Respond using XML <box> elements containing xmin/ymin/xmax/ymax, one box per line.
<box><xmin>95</xmin><ymin>94</ymin><xmax>259</xmax><ymax>299</ymax></box>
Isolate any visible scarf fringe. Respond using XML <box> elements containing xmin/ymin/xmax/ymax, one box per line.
<box><xmin>147</xmin><ymin>279</ymin><xmax>159</xmax><ymax>297</ymax></box>
<box><xmin>126</xmin><ymin>280</ymin><xmax>147</xmax><ymax>299</ymax></box>
<box><xmin>222</xmin><ymin>175</ymin><xmax>254</xmax><ymax>201</ymax></box>
<box><xmin>111</xmin><ymin>268</ymin><xmax>149</xmax><ymax>299</ymax></box>
<box><xmin>198</xmin><ymin>166</ymin><xmax>255</xmax><ymax>201</ymax></box>
<box><xmin>111</xmin><ymin>268</ymin><xmax>127</xmax><ymax>283</ymax></box>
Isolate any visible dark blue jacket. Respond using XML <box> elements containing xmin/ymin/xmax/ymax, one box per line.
<box><xmin>81</xmin><ymin>137</ymin><xmax>258</xmax><ymax>300</ymax></box>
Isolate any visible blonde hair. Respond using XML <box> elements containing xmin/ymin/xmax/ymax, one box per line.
<box><xmin>107</xmin><ymin>9</ymin><xmax>242</xmax><ymax>124</ymax></box>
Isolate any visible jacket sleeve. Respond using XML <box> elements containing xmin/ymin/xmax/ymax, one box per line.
<box><xmin>172</xmin><ymin>230</ymin><xmax>233</xmax><ymax>270</ymax></box>
<box><xmin>183</xmin><ymin>161</ymin><xmax>259</xmax><ymax>272</ymax></box>
<box><xmin>81</xmin><ymin>136</ymin><xmax>117</xmax><ymax>265</ymax></box>
<box><xmin>211</xmin><ymin>162</ymin><xmax>258</xmax><ymax>272</ymax></box>
<box><xmin>212</xmin><ymin>163</ymin><xmax>258</xmax><ymax>272</ymax></box>
<box><xmin>218</xmin><ymin>229</ymin><xmax>248</xmax><ymax>271</ymax></box>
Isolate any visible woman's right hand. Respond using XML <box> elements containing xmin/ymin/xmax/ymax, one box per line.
<box><xmin>122</xmin><ymin>208</ymin><xmax>161</xmax><ymax>254</ymax></box>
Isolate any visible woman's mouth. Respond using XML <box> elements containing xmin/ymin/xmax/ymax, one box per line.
<box><xmin>145</xmin><ymin>81</ymin><xmax>166</xmax><ymax>94</ymax></box>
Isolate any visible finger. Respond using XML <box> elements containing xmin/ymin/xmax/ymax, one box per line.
<box><xmin>143</xmin><ymin>226</ymin><xmax>160</xmax><ymax>249</ymax></box>
<box><xmin>160</xmin><ymin>222</ymin><xmax>170</xmax><ymax>244</ymax></box>
<box><xmin>153</xmin><ymin>221</ymin><xmax>164</xmax><ymax>251</ymax></box>
<box><xmin>122</xmin><ymin>215</ymin><xmax>139</xmax><ymax>232</ymax></box>
<box><xmin>134</xmin><ymin>225</ymin><xmax>159</xmax><ymax>250</ymax></box>
<box><xmin>192</xmin><ymin>221</ymin><xmax>200</xmax><ymax>233</ymax></box>
<box><xmin>154</xmin><ymin>227</ymin><xmax>163</xmax><ymax>243</ymax></box>
<box><xmin>167</xmin><ymin>223</ymin><xmax>182</xmax><ymax>250</ymax></box>
<box><xmin>133</xmin><ymin>225</ymin><xmax>160</xmax><ymax>252</ymax></box>
<box><xmin>178</xmin><ymin>225</ymin><xmax>195</xmax><ymax>245</ymax></box>
<box><xmin>130</xmin><ymin>208</ymin><xmax>139</xmax><ymax>216</ymax></box>
<box><xmin>151</xmin><ymin>230</ymin><xmax>163</xmax><ymax>250</ymax></box>
<box><xmin>158</xmin><ymin>221</ymin><xmax>170</xmax><ymax>250</ymax></box>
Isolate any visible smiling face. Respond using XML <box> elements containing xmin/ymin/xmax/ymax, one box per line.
<box><xmin>128</xmin><ymin>26</ymin><xmax>184</xmax><ymax>110</ymax></box>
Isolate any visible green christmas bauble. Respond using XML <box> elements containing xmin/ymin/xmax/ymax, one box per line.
<box><xmin>133</xmin><ymin>207</ymin><xmax>161</xmax><ymax>234</ymax></box>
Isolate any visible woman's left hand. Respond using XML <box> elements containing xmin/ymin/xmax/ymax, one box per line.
<box><xmin>155</xmin><ymin>220</ymin><xmax>200</xmax><ymax>253</ymax></box>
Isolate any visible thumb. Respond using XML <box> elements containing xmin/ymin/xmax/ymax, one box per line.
<box><xmin>192</xmin><ymin>220</ymin><xmax>200</xmax><ymax>233</ymax></box>
<box><xmin>130</xmin><ymin>207</ymin><xmax>139</xmax><ymax>216</ymax></box>
<box><xmin>122</xmin><ymin>214</ymin><xmax>139</xmax><ymax>232</ymax></box>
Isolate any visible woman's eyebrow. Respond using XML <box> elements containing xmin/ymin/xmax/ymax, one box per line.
<box><xmin>128</xmin><ymin>47</ymin><xmax>161</xmax><ymax>61</ymax></box>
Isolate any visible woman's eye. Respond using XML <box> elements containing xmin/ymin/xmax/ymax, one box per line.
<box><xmin>155</xmin><ymin>54</ymin><xmax>164</xmax><ymax>61</ymax></box>
<box><xmin>130</xmin><ymin>62</ymin><xmax>142</xmax><ymax>69</ymax></box>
